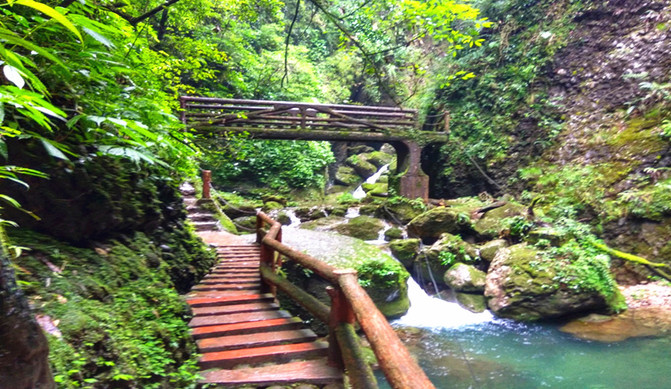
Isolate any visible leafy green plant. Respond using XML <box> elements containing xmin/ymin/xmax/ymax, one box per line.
<box><xmin>438</xmin><ymin>250</ymin><xmax>457</xmax><ymax>267</ymax></box>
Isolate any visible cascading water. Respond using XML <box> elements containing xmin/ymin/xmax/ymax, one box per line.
<box><xmin>351</xmin><ymin>163</ymin><xmax>390</xmax><ymax>200</ymax></box>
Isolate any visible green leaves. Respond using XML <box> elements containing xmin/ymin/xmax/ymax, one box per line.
<box><xmin>13</xmin><ymin>0</ymin><xmax>82</xmax><ymax>41</ymax></box>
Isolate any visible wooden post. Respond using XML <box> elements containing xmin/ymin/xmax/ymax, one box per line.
<box><xmin>443</xmin><ymin>111</ymin><xmax>450</xmax><ymax>133</ymax></box>
<box><xmin>202</xmin><ymin>170</ymin><xmax>211</xmax><ymax>199</ymax></box>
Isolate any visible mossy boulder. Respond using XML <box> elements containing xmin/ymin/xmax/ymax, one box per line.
<box><xmin>407</xmin><ymin>207</ymin><xmax>471</xmax><ymax>239</ymax></box>
<box><xmin>262</xmin><ymin>201</ymin><xmax>284</xmax><ymax>212</ymax></box>
<box><xmin>347</xmin><ymin>145</ymin><xmax>374</xmax><ymax>155</ymax></box>
<box><xmin>444</xmin><ymin>263</ymin><xmax>486</xmax><ymax>293</ymax></box>
<box><xmin>479</xmin><ymin>239</ymin><xmax>508</xmax><ymax>262</ymax></box>
<box><xmin>300</xmin><ymin>216</ymin><xmax>347</xmax><ymax>231</ymax></box>
<box><xmin>384</xmin><ymin>227</ymin><xmax>403</xmax><ymax>241</ymax></box>
<box><xmin>485</xmin><ymin>243</ymin><xmax>626</xmax><ymax>321</ymax></box>
<box><xmin>389</xmin><ymin>238</ymin><xmax>421</xmax><ymax>268</ymax></box>
<box><xmin>474</xmin><ymin>202</ymin><xmax>527</xmax><ymax>239</ymax></box>
<box><xmin>422</xmin><ymin>233</ymin><xmax>480</xmax><ymax>265</ymax></box>
<box><xmin>346</xmin><ymin>154</ymin><xmax>378</xmax><ymax>179</ymax></box>
<box><xmin>295</xmin><ymin>207</ymin><xmax>328</xmax><ymax>221</ymax></box>
<box><xmin>377</xmin><ymin>198</ymin><xmax>426</xmax><ymax>224</ymax></box>
<box><xmin>359</xmin><ymin>202</ymin><xmax>381</xmax><ymax>216</ymax></box>
<box><xmin>281</xmin><ymin>229</ymin><xmax>410</xmax><ymax>318</ymax></box>
<box><xmin>198</xmin><ymin>198</ymin><xmax>238</xmax><ymax>234</ymax></box>
<box><xmin>364</xmin><ymin>151</ymin><xmax>394</xmax><ymax>168</ymax></box>
<box><xmin>362</xmin><ymin>182</ymin><xmax>388</xmax><ymax>197</ymax></box>
<box><xmin>335</xmin><ymin>166</ymin><xmax>362</xmax><ymax>187</ymax></box>
<box><xmin>527</xmin><ymin>227</ymin><xmax>570</xmax><ymax>247</ymax></box>
<box><xmin>335</xmin><ymin>216</ymin><xmax>384</xmax><ymax>240</ymax></box>
<box><xmin>233</xmin><ymin>216</ymin><xmax>257</xmax><ymax>231</ymax></box>
<box><xmin>275</xmin><ymin>211</ymin><xmax>292</xmax><ymax>226</ymax></box>
<box><xmin>455</xmin><ymin>293</ymin><xmax>487</xmax><ymax>313</ymax></box>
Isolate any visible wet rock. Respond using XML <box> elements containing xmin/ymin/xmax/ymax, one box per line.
<box><xmin>364</xmin><ymin>151</ymin><xmax>394</xmax><ymax>168</ymax></box>
<box><xmin>362</xmin><ymin>182</ymin><xmax>388</xmax><ymax>197</ymax></box>
<box><xmin>345</xmin><ymin>154</ymin><xmax>378</xmax><ymax>179</ymax></box>
<box><xmin>527</xmin><ymin>227</ymin><xmax>569</xmax><ymax>247</ymax></box>
<box><xmin>389</xmin><ymin>238</ymin><xmax>421</xmax><ymax>268</ymax></box>
<box><xmin>347</xmin><ymin>144</ymin><xmax>375</xmax><ymax>155</ymax></box>
<box><xmin>233</xmin><ymin>216</ymin><xmax>257</xmax><ymax>231</ymax></box>
<box><xmin>473</xmin><ymin>202</ymin><xmax>527</xmax><ymax>239</ymax></box>
<box><xmin>377</xmin><ymin>199</ymin><xmax>426</xmax><ymax>224</ymax></box>
<box><xmin>359</xmin><ymin>203</ymin><xmax>381</xmax><ymax>216</ymax></box>
<box><xmin>479</xmin><ymin>239</ymin><xmax>508</xmax><ymax>262</ymax></box>
<box><xmin>384</xmin><ymin>227</ymin><xmax>403</xmax><ymax>241</ymax></box>
<box><xmin>422</xmin><ymin>233</ymin><xmax>480</xmax><ymax>265</ymax></box>
<box><xmin>485</xmin><ymin>244</ymin><xmax>623</xmax><ymax>321</ymax></box>
<box><xmin>335</xmin><ymin>216</ymin><xmax>385</xmax><ymax>241</ymax></box>
<box><xmin>330</xmin><ymin>206</ymin><xmax>348</xmax><ymax>217</ymax></box>
<box><xmin>221</xmin><ymin>203</ymin><xmax>257</xmax><ymax>219</ymax></box>
<box><xmin>281</xmin><ymin>228</ymin><xmax>410</xmax><ymax>318</ymax></box>
<box><xmin>455</xmin><ymin>292</ymin><xmax>488</xmax><ymax>313</ymax></box>
<box><xmin>300</xmin><ymin>216</ymin><xmax>347</xmax><ymax>231</ymax></box>
<box><xmin>560</xmin><ymin>307</ymin><xmax>671</xmax><ymax>342</ymax></box>
<box><xmin>262</xmin><ymin>201</ymin><xmax>284</xmax><ymax>212</ymax></box>
<box><xmin>275</xmin><ymin>211</ymin><xmax>292</xmax><ymax>226</ymax></box>
<box><xmin>295</xmin><ymin>207</ymin><xmax>328</xmax><ymax>221</ymax></box>
<box><xmin>407</xmin><ymin>207</ymin><xmax>471</xmax><ymax>239</ymax></box>
<box><xmin>334</xmin><ymin>165</ymin><xmax>362</xmax><ymax>186</ymax></box>
<box><xmin>444</xmin><ymin>263</ymin><xmax>486</xmax><ymax>293</ymax></box>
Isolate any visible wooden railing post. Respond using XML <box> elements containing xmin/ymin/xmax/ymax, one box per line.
<box><xmin>326</xmin><ymin>283</ymin><xmax>354</xmax><ymax>367</ymax></box>
<box><xmin>202</xmin><ymin>170</ymin><xmax>211</xmax><ymax>199</ymax></box>
<box><xmin>255</xmin><ymin>214</ymin><xmax>264</xmax><ymax>244</ymax></box>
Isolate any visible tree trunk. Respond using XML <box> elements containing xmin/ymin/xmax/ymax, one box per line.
<box><xmin>0</xmin><ymin>248</ymin><xmax>54</xmax><ymax>388</ymax></box>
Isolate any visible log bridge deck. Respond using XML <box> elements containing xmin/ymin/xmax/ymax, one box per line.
<box><xmin>180</xmin><ymin>97</ymin><xmax>449</xmax><ymax>201</ymax></box>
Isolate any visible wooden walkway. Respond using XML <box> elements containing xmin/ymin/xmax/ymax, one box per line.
<box><xmin>183</xmin><ymin>192</ymin><xmax>342</xmax><ymax>387</ymax></box>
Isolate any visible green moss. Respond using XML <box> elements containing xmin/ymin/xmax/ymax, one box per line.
<box><xmin>10</xmin><ymin>227</ymin><xmax>215</xmax><ymax>388</ymax></box>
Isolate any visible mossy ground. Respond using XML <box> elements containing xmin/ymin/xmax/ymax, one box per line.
<box><xmin>10</xmin><ymin>226</ymin><xmax>215</xmax><ymax>388</ymax></box>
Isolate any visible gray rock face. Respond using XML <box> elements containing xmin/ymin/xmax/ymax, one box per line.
<box><xmin>484</xmin><ymin>244</ymin><xmax>615</xmax><ymax>321</ymax></box>
<box><xmin>444</xmin><ymin>263</ymin><xmax>486</xmax><ymax>293</ymax></box>
<box><xmin>479</xmin><ymin>239</ymin><xmax>508</xmax><ymax>262</ymax></box>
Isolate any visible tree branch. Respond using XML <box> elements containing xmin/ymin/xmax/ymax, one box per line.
<box><xmin>306</xmin><ymin>0</ymin><xmax>402</xmax><ymax>106</ymax></box>
<box><xmin>130</xmin><ymin>0</ymin><xmax>184</xmax><ymax>25</ymax></box>
<box><xmin>281</xmin><ymin>0</ymin><xmax>301</xmax><ymax>88</ymax></box>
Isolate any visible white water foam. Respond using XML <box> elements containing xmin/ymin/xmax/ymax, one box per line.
<box><xmin>394</xmin><ymin>278</ymin><xmax>494</xmax><ymax>329</ymax></box>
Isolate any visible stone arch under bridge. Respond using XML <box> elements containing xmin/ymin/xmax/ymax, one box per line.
<box><xmin>180</xmin><ymin>96</ymin><xmax>448</xmax><ymax>201</ymax></box>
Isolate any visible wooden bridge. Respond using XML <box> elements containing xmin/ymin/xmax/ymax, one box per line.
<box><xmin>180</xmin><ymin>97</ymin><xmax>449</xmax><ymax>201</ymax></box>
<box><xmin>183</xmin><ymin>192</ymin><xmax>434</xmax><ymax>388</ymax></box>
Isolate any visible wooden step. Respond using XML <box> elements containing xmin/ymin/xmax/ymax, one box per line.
<box><xmin>200</xmin><ymin>278</ymin><xmax>260</xmax><ymax>285</ymax></box>
<box><xmin>192</xmin><ymin>283</ymin><xmax>260</xmax><ymax>292</ymax></box>
<box><xmin>186</xmin><ymin>293</ymin><xmax>274</xmax><ymax>308</ymax></box>
<box><xmin>210</xmin><ymin>268</ymin><xmax>258</xmax><ymax>274</ymax></box>
<box><xmin>191</xmin><ymin>317</ymin><xmax>304</xmax><ymax>339</ymax></box>
<box><xmin>186</xmin><ymin>290</ymin><xmax>259</xmax><ymax>299</ymax></box>
<box><xmin>199</xmin><ymin>341</ymin><xmax>329</xmax><ymax>369</ymax></box>
<box><xmin>192</xmin><ymin>302</ymin><xmax>278</xmax><ymax>317</ymax></box>
<box><xmin>200</xmin><ymin>359</ymin><xmax>342</xmax><ymax>386</ymax></box>
<box><xmin>189</xmin><ymin>310</ymin><xmax>291</xmax><ymax>328</ymax></box>
<box><xmin>197</xmin><ymin>329</ymin><xmax>318</xmax><ymax>352</ymax></box>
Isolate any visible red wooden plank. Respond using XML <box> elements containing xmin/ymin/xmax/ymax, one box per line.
<box><xmin>191</xmin><ymin>317</ymin><xmax>303</xmax><ymax>339</ymax></box>
<box><xmin>189</xmin><ymin>310</ymin><xmax>291</xmax><ymax>328</ymax></box>
<box><xmin>192</xmin><ymin>301</ymin><xmax>278</xmax><ymax>317</ymax></box>
<box><xmin>192</xmin><ymin>283</ymin><xmax>260</xmax><ymax>291</ymax></box>
<box><xmin>199</xmin><ymin>359</ymin><xmax>342</xmax><ymax>386</ymax></box>
<box><xmin>199</xmin><ymin>341</ymin><xmax>329</xmax><ymax>369</ymax></box>
<box><xmin>186</xmin><ymin>293</ymin><xmax>273</xmax><ymax>307</ymax></box>
<box><xmin>200</xmin><ymin>278</ymin><xmax>260</xmax><ymax>285</ymax></box>
<box><xmin>186</xmin><ymin>290</ymin><xmax>259</xmax><ymax>299</ymax></box>
<box><xmin>197</xmin><ymin>329</ymin><xmax>317</xmax><ymax>352</ymax></box>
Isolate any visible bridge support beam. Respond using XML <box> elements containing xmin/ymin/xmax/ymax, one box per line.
<box><xmin>391</xmin><ymin>141</ymin><xmax>429</xmax><ymax>202</ymax></box>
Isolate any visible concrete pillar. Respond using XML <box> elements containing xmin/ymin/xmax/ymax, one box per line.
<box><xmin>391</xmin><ymin>141</ymin><xmax>429</xmax><ymax>202</ymax></box>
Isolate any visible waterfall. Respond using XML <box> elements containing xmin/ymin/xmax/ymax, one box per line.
<box><xmin>394</xmin><ymin>277</ymin><xmax>494</xmax><ymax>329</ymax></box>
<box><xmin>352</xmin><ymin>164</ymin><xmax>390</xmax><ymax>200</ymax></box>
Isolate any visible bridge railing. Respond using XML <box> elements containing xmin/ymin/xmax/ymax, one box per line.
<box><xmin>255</xmin><ymin>211</ymin><xmax>435</xmax><ymax>389</ymax></box>
<box><xmin>181</xmin><ymin>96</ymin><xmax>418</xmax><ymax>132</ymax></box>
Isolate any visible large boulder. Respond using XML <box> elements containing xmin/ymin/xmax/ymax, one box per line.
<box><xmin>345</xmin><ymin>154</ymin><xmax>378</xmax><ymax>179</ymax></box>
<box><xmin>485</xmin><ymin>243</ymin><xmax>626</xmax><ymax>321</ymax></box>
<box><xmin>364</xmin><ymin>151</ymin><xmax>394</xmax><ymax>168</ymax></box>
<box><xmin>479</xmin><ymin>239</ymin><xmax>508</xmax><ymax>262</ymax></box>
<box><xmin>407</xmin><ymin>207</ymin><xmax>471</xmax><ymax>239</ymax></box>
<box><xmin>335</xmin><ymin>216</ymin><xmax>384</xmax><ymax>241</ymax></box>
<box><xmin>389</xmin><ymin>238</ymin><xmax>421</xmax><ymax>268</ymax></box>
<box><xmin>334</xmin><ymin>166</ymin><xmax>362</xmax><ymax>187</ymax></box>
<box><xmin>281</xmin><ymin>229</ymin><xmax>410</xmax><ymax>318</ymax></box>
<box><xmin>416</xmin><ymin>233</ymin><xmax>480</xmax><ymax>287</ymax></box>
<box><xmin>377</xmin><ymin>198</ymin><xmax>426</xmax><ymax>224</ymax></box>
<box><xmin>444</xmin><ymin>263</ymin><xmax>486</xmax><ymax>293</ymax></box>
<box><xmin>473</xmin><ymin>202</ymin><xmax>527</xmax><ymax>239</ymax></box>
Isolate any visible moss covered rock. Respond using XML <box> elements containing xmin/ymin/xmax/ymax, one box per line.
<box><xmin>377</xmin><ymin>198</ymin><xmax>426</xmax><ymax>224</ymax></box>
<box><xmin>474</xmin><ymin>202</ymin><xmax>527</xmax><ymax>239</ymax></box>
<box><xmin>346</xmin><ymin>154</ymin><xmax>378</xmax><ymax>179</ymax></box>
<box><xmin>389</xmin><ymin>238</ymin><xmax>421</xmax><ymax>268</ymax></box>
<box><xmin>455</xmin><ymin>293</ymin><xmax>487</xmax><ymax>313</ymax></box>
<box><xmin>300</xmin><ymin>216</ymin><xmax>347</xmax><ymax>231</ymax></box>
<box><xmin>262</xmin><ymin>201</ymin><xmax>284</xmax><ymax>212</ymax></box>
<box><xmin>233</xmin><ymin>216</ymin><xmax>257</xmax><ymax>231</ymax></box>
<box><xmin>334</xmin><ymin>166</ymin><xmax>362</xmax><ymax>187</ymax></box>
<box><xmin>364</xmin><ymin>151</ymin><xmax>394</xmax><ymax>168</ymax></box>
<box><xmin>444</xmin><ymin>263</ymin><xmax>486</xmax><ymax>293</ymax></box>
<box><xmin>479</xmin><ymin>239</ymin><xmax>508</xmax><ymax>262</ymax></box>
<box><xmin>485</xmin><ymin>243</ymin><xmax>626</xmax><ymax>321</ymax></box>
<box><xmin>407</xmin><ymin>207</ymin><xmax>471</xmax><ymax>239</ymax></box>
<box><xmin>281</xmin><ymin>229</ymin><xmax>410</xmax><ymax>318</ymax></box>
<box><xmin>384</xmin><ymin>227</ymin><xmax>404</xmax><ymax>241</ymax></box>
<box><xmin>335</xmin><ymin>216</ymin><xmax>384</xmax><ymax>240</ymax></box>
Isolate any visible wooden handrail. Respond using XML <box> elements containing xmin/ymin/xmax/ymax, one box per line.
<box><xmin>255</xmin><ymin>211</ymin><xmax>435</xmax><ymax>389</ymax></box>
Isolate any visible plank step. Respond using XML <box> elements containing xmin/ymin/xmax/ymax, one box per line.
<box><xmin>192</xmin><ymin>302</ymin><xmax>278</xmax><ymax>317</ymax></box>
<box><xmin>200</xmin><ymin>278</ymin><xmax>260</xmax><ymax>285</ymax></box>
<box><xmin>192</xmin><ymin>283</ymin><xmax>260</xmax><ymax>291</ymax></box>
<box><xmin>200</xmin><ymin>359</ymin><xmax>342</xmax><ymax>386</ymax></box>
<box><xmin>191</xmin><ymin>317</ymin><xmax>304</xmax><ymax>339</ymax></box>
<box><xmin>186</xmin><ymin>293</ymin><xmax>274</xmax><ymax>308</ymax></box>
<box><xmin>189</xmin><ymin>310</ymin><xmax>291</xmax><ymax>328</ymax></box>
<box><xmin>186</xmin><ymin>290</ymin><xmax>259</xmax><ymax>299</ymax></box>
<box><xmin>199</xmin><ymin>341</ymin><xmax>329</xmax><ymax>369</ymax></box>
<box><xmin>197</xmin><ymin>329</ymin><xmax>318</xmax><ymax>353</ymax></box>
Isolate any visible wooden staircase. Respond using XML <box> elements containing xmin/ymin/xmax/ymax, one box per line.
<box><xmin>183</xmin><ymin>200</ymin><xmax>343</xmax><ymax>387</ymax></box>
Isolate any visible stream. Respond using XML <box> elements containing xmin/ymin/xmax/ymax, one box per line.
<box><xmin>374</xmin><ymin>278</ymin><xmax>671</xmax><ymax>389</ymax></box>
